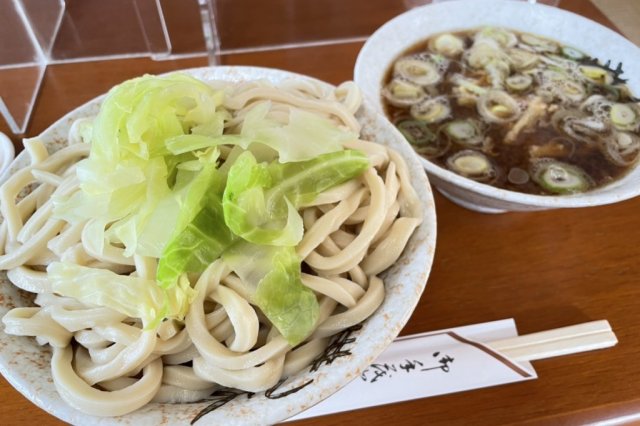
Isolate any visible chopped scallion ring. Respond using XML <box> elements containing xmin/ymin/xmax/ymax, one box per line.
<box><xmin>531</xmin><ymin>159</ymin><xmax>592</xmax><ymax>194</ymax></box>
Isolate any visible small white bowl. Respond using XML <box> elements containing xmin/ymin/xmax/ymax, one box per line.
<box><xmin>355</xmin><ymin>0</ymin><xmax>640</xmax><ymax>213</ymax></box>
<box><xmin>0</xmin><ymin>66</ymin><xmax>436</xmax><ymax>425</ymax></box>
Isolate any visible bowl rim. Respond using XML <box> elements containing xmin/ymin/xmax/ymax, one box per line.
<box><xmin>354</xmin><ymin>0</ymin><xmax>640</xmax><ymax>208</ymax></box>
<box><xmin>0</xmin><ymin>65</ymin><xmax>437</xmax><ymax>425</ymax></box>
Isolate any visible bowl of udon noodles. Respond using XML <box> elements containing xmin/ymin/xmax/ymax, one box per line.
<box><xmin>355</xmin><ymin>0</ymin><xmax>640</xmax><ymax>213</ymax></box>
<box><xmin>0</xmin><ymin>66</ymin><xmax>436</xmax><ymax>424</ymax></box>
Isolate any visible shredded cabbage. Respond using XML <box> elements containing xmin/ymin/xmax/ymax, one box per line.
<box><xmin>223</xmin><ymin>150</ymin><xmax>369</xmax><ymax>246</ymax></box>
<box><xmin>240</xmin><ymin>102</ymin><xmax>357</xmax><ymax>163</ymax></box>
<box><xmin>165</xmin><ymin>102</ymin><xmax>357</xmax><ymax>163</ymax></box>
<box><xmin>53</xmin><ymin>73</ymin><xmax>226</xmax><ymax>258</ymax></box>
<box><xmin>50</xmin><ymin>73</ymin><xmax>369</xmax><ymax>343</ymax></box>
<box><xmin>156</xmin><ymin>160</ymin><xmax>235</xmax><ymax>288</ymax></box>
<box><xmin>223</xmin><ymin>151</ymin><xmax>303</xmax><ymax>246</ymax></box>
<box><xmin>223</xmin><ymin>242</ymin><xmax>319</xmax><ymax>345</ymax></box>
<box><xmin>48</xmin><ymin>262</ymin><xmax>195</xmax><ymax>329</ymax></box>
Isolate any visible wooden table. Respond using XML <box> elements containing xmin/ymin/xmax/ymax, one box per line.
<box><xmin>2</xmin><ymin>1</ymin><xmax>639</xmax><ymax>425</ymax></box>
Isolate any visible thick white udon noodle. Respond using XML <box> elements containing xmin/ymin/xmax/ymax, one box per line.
<box><xmin>0</xmin><ymin>79</ymin><xmax>422</xmax><ymax>417</ymax></box>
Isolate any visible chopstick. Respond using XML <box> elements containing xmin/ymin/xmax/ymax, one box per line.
<box><xmin>487</xmin><ymin>320</ymin><xmax>617</xmax><ymax>362</ymax></box>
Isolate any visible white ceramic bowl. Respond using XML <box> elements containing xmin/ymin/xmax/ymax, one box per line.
<box><xmin>0</xmin><ymin>66</ymin><xmax>436</xmax><ymax>425</ymax></box>
<box><xmin>355</xmin><ymin>0</ymin><xmax>640</xmax><ymax>213</ymax></box>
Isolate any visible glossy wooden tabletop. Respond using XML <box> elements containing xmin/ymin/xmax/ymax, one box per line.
<box><xmin>2</xmin><ymin>1</ymin><xmax>640</xmax><ymax>425</ymax></box>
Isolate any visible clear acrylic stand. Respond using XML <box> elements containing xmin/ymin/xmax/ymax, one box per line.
<box><xmin>0</xmin><ymin>0</ymin><xmax>64</xmax><ymax>135</ymax></box>
<box><xmin>7</xmin><ymin>0</ymin><xmax>550</xmax><ymax>135</ymax></box>
<box><xmin>0</xmin><ymin>0</ymin><xmax>212</xmax><ymax>135</ymax></box>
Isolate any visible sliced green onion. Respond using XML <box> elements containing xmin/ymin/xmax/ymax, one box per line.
<box><xmin>476</xmin><ymin>27</ymin><xmax>518</xmax><ymax>48</ymax></box>
<box><xmin>561</xmin><ymin>46</ymin><xmax>586</xmax><ymax>61</ymax></box>
<box><xmin>558</xmin><ymin>80</ymin><xmax>586</xmax><ymax>103</ymax></box>
<box><xmin>617</xmin><ymin>132</ymin><xmax>636</xmax><ymax>148</ymax></box>
<box><xmin>610</xmin><ymin>103</ymin><xmax>638</xmax><ymax>129</ymax></box>
<box><xmin>429</xmin><ymin>53</ymin><xmax>449</xmax><ymax>68</ymax></box>
<box><xmin>394</xmin><ymin>56</ymin><xmax>441</xmax><ymax>86</ymax></box>
<box><xmin>444</xmin><ymin>119</ymin><xmax>484</xmax><ymax>146</ymax></box>
<box><xmin>552</xmin><ymin>110</ymin><xmax>607</xmax><ymax>145</ymax></box>
<box><xmin>465</xmin><ymin>40</ymin><xmax>505</xmax><ymax>69</ymax></box>
<box><xmin>520</xmin><ymin>34</ymin><xmax>558</xmax><ymax>53</ymax></box>
<box><xmin>506</xmin><ymin>74</ymin><xmax>533</xmax><ymax>92</ymax></box>
<box><xmin>542</xmin><ymin>54</ymin><xmax>578</xmax><ymax>68</ymax></box>
<box><xmin>446</xmin><ymin>121</ymin><xmax>474</xmax><ymax>140</ymax></box>
<box><xmin>508</xmin><ymin>48</ymin><xmax>539</xmax><ymax>70</ymax></box>
<box><xmin>383</xmin><ymin>78</ymin><xmax>426</xmax><ymax>107</ymax></box>
<box><xmin>485</xmin><ymin>60</ymin><xmax>510</xmax><ymax>88</ymax></box>
<box><xmin>541</xmin><ymin>69</ymin><xmax>567</xmax><ymax>83</ymax></box>
<box><xmin>397</xmin><ymin>120</ymin><xmax>449</xmax><ymax>158</ymax></box>
<box><xmin>410</xmin><ymin>96</ymin><xmax>451</xmax><ymax>123</ymax></box>
<box><xmin>477</xmin><ymin>90</ymin><xmax>521</xmax><ymax>123</ymax></box>
<box><xmin>601</xmin><ymin>131</ymin><xmax>640</xmax><ymax>166</ymax></box>
<box><xmin>397</xmin><ymin>119</ymin><xmax>434</xmax><ymax>144</ymax></box>
<box><xmin>446</xmin><ymin>150</ymin><xmax>496</xmax><ymax>181</ymax></box>
<box><xmin>451</xmin><ymin>74</ymin><xmax>488</xmax><ymax>96</ymax></box>
<box><xmin>430</xmin><ymin>33</ymin><xmax>465</xmax><ymax>57</ymax></box>
<box><xmin>531</xmin><ymin>159</ymin><xmax>592</xmax><ymax>194</ymax></box>
<box><xmin>579</xmin><ymin>65</ymin><xmax>614</xmax><ymax>85</ymax></box>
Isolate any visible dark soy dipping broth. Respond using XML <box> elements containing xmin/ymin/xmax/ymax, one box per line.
<box><xmin>382</xmin><ymin>27</ymin><xmax>640</xmax><ymax>195</ymax></box>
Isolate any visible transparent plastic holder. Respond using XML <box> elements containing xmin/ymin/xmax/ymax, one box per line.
<box><xmin>0</xmin><ymin>0</ymin><xmax>64</xmax><ymax>135</ymax></box>
<box><xmin>0</xmin><ymin>0</ymin><xmax>209</xmax><ymax>135</ymax></box>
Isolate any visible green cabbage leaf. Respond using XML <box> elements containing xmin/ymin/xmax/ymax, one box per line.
<box><xmin>48</xmin><ymin>262</ymin><xmax>195</xmax><ymax>329</ymax></box>
<box><xmin>223</xmin><ymin>241</ymin><xmax>319</xmax><ymax>345</ymax></box>
<box><xmin>222</xmin><ymin>149</ymin><xmax>369</xmax><ymax>246</ymax></box>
